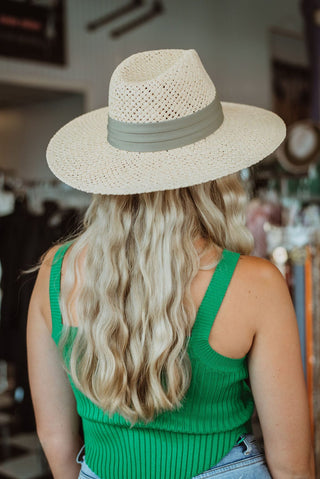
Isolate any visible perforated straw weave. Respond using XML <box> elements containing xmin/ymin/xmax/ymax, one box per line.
<box><xmin>108</xmin><ymin>49</ymin><xmax>215</xmax><ymax>123</ymax></box>
<box><xmin>46</xmin><ymin>49</ymin><xmax>286</xmax><ymax>194</ymax></box>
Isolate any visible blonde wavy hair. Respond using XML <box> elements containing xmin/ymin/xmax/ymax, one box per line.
<box><xmin>58</xmin><ymin>172</ymin><xmax>253</xmax><ymax>424</ymax></box>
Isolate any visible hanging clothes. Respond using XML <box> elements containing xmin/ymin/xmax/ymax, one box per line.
<box><xmin>0</xmin><ymin>186</ymin><xmax>84</xmax><ymax>431</ymax></box>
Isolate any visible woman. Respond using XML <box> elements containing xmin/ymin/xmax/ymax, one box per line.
<box><xmin>27</xmin><ymin>49</ymin><xmax>315</xmax><ymax>479</ymax></box>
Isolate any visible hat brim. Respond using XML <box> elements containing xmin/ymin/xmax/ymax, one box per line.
<box><xmin>46</xmin><ymin>102</ymin><xmax>286</xmax><ymax>194</ymax></box>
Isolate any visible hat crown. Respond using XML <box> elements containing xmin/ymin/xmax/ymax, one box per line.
<box><xmin>108</xmin><ymin>49</ymin><xmax>216</xmax><ymax>124</ymax></box>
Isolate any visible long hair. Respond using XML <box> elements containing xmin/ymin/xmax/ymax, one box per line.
<box><xmin>58</xmin><ymin>172</ymin><xmax>253</xmax><ymax>424</ymax></box>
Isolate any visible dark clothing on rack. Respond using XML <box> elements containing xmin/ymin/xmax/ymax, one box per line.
<box><xmin>0</xmin><ymin>197</ymin><xmax>81</xmax><ymax>430</ymax></box>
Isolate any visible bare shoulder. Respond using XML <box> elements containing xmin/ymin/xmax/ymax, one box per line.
<box><xmin>36</xmin><ymin>244</ymin><xmax>62</xmax><ymax>288</ymax></box>
<box><xmin>41</xmin><ymin>244</ymin><xmax>62</xmax><ymax>269</ymax></box>
<box><xmin>235</xmin><ymin>254</ymin><xmax>293</xmax><ymax>328</ymax></box>
<box><xmin>238</xmin><ymin>253</ymin><xmax>284</xmax><ymax>280</ymax></box>
<box><xmin>237</xmin><ymin>254</ymin><xmax>288</xmax><ymax>293</ymax></box>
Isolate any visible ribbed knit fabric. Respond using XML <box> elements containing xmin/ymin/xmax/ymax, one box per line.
<box><xmin>50</xmin><ymin>244</ymin><xmax>254</xmax><ymax>479</ymax></box>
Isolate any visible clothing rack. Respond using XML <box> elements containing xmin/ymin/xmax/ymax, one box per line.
<box><xmin>0</xmin><ymin>170</ymin><xmax>90</xmax><ymax>432</ymax></box>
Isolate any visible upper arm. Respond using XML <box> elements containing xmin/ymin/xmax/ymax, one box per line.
<box><xmin>247</xmin><ymin>258</ymin><xmax>314</xmax><ymax>477</ymax></box>
<box><xmin>27</xmin><ymin>246</ymin><xmax>80</xmax><ymax>443</ymax></box>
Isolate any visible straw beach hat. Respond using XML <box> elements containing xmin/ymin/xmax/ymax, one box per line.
<box><xmin>47</xmin><ymin>49</ymin><xmax>286</xmax><ymax>195</ymax></box>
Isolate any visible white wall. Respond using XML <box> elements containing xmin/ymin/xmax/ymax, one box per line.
<box><xmin>0</xmin><ymin>0</ymin><xmax>304</xmax><ymax>180</ymax></box>
<box><xmin>0</xmin><ymin>0</ymin><xmax>304</xmax><ymax>109</ymax></box>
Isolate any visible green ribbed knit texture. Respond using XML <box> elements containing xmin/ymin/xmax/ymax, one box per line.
<box><xmin>50</xmin><ymin>245</ymin><xmax>254</xmax><ymax>479</ymax></box>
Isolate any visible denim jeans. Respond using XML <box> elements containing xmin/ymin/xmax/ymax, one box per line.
<box><xmin>77</xmin><ymin>434</ymin><xmax>271</xmax><ymax>478</ymax></box>
<box><xmin>191</xmin><ymin>434</ymin><xmax>271</xmax><ymax>478</ymax></box>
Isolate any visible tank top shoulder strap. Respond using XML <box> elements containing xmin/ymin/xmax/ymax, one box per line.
<box><xmin>49</xmin><ymin>241</ymin><xmax>73</xmax><ymax>344</ymax></box>
<box><xmin>191</xmin><ymin>248</ymin><xmax>240</xmax><ymax>340</ymax></box>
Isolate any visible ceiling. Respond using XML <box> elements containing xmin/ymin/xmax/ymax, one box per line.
<box><xmin>0</xmin><ymin>81</ymin><xmax>81</xmax><ymax>109</ymax></box>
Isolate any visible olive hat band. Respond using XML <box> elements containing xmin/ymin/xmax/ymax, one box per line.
<box><xmin>107</xmin><ymin>96</ymin><xmax>224</xmax><ymax>152</ymax></box>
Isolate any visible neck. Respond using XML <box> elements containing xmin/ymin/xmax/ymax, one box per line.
<box><xmin>194</xmin><ymin>238</ymin><xmax>220</xmax><ymax>268</ymax></box>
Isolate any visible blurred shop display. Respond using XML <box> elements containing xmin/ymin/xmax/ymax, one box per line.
<box><xmin>252</xmin><ymin>22</ymin><xmax>320</xmax><ymax>198</ymax></box>
<box><xmin>265</xmin><ymin>229</ymin><xmax>320</xmax><ymax>461</ymax></box>
<box><xmin>246</xmin><ymin>188</ymin><xmax>282</xmax><ymax>257</ymax></box>
<box><xmin>270</xmin><ymin>26</ymin><xmax>310</xmax><ymax>125</ymax></box>
<box><xmin>0</xmin><ymin>170</ymin><xmax>89</xmax><ymax>431</ymax></box>
<box><xmin>269</xmin><ymin>3</ymin><xmax>320</xmax><ymax>186</ymax></box>
<box><xmin>0</xmin><ymin>0</ymin><xmax>65</xmax><ymax>65</ymax></box>
<box><xmin>87</xmin><ymin>0</ymin><xmax>164</xmax><ymax>38</ymax></box>
<box><xmin>277</xmin><ymin>120</ymin><xmax>320</xmax><ymax>174</ymax></box>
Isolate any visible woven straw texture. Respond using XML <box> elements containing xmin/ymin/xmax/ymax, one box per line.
<box><xmin>108</xmin><ymin>49</ymin><xmax>215</xmax><ymax>123</ymax></box>
<box><xmin>47</xmin><ymin>49</ymin><xmax>286</xmax><ymax>194</ymax></box>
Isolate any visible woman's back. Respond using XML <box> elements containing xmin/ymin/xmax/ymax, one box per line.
<box><xmin>48</xmin><ymin>243</ymin><xmax>256</xmax><ymax>479</ymax></box>
<box><xmin>59</xmin><ymin>242</ymin><xmax>259</xmax><ymax>361</ymax></box>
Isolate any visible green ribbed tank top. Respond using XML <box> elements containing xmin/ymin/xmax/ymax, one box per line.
<box><xmin>50</xmin><ymin>244</ymin><xmax>254</xmax><ymax>479</ymax></box>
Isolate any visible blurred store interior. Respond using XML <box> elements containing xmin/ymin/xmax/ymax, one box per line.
<box><xmin>0</xmin><ymin>0</ymin><xmax>320</xmax><ymax>478</ymax></box>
